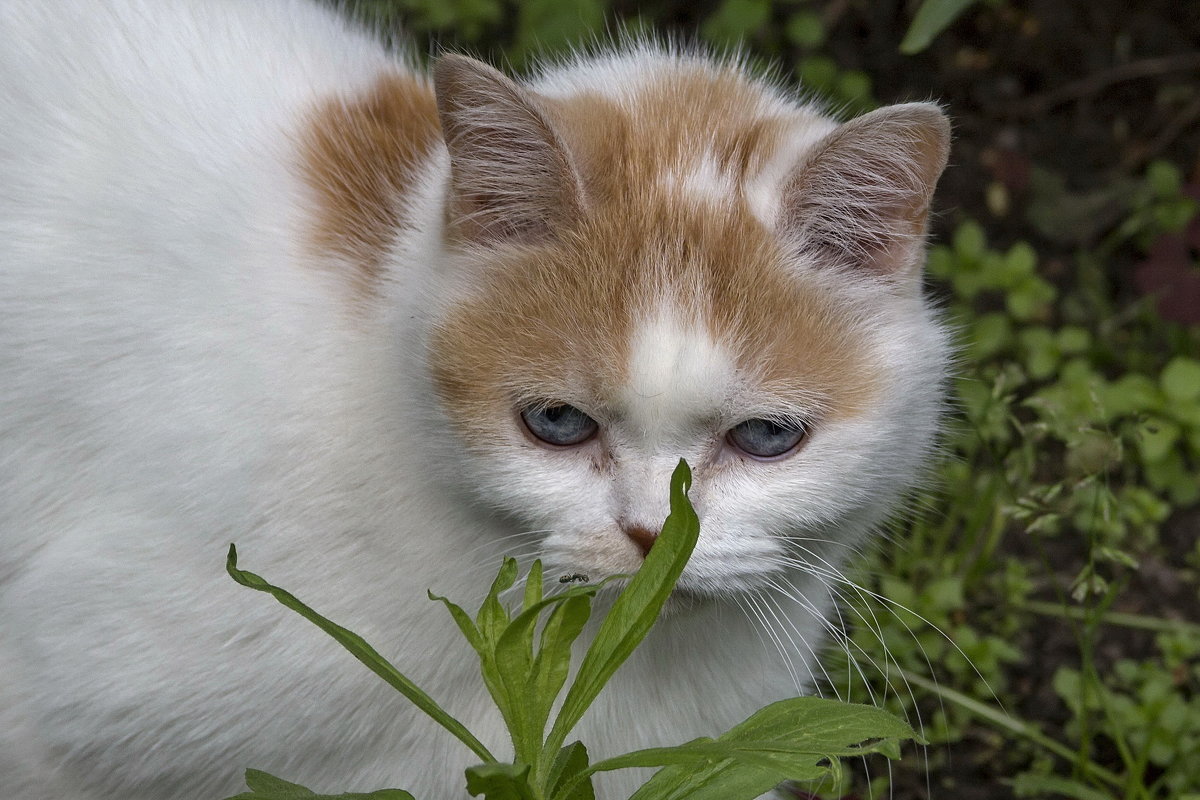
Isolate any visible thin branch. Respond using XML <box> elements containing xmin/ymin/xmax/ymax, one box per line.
<box><xmin>1003</xmin><ymin>52</ymin><xmax>1200</xmax><ymax>117</ymax></box>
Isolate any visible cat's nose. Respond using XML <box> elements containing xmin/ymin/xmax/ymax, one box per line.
<box><xmin>622</xmin><ymin>524</ymin><xmax>659</xmax><ymax>557</ymax></box>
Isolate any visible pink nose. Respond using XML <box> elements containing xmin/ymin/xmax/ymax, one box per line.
<box><xmin>623</xmin><ymin>524</ymin><xmax>658</xmax><ymax>557</ymax></box>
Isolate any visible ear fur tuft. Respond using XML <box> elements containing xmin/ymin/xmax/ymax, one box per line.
<box><xmin>434</xmin><ymin>54</ymin><xmax>585</xmax><ymax>245</ymax></box>
<box><xmin>780</xmin><ymin>103</ymin><xmax>950</xmax><ymax>278</ymax></box>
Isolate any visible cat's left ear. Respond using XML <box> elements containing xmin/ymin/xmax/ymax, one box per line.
<box><xmin>779</xmin><ymin>103</ymin><xmax>950</xmax><ymax>280</ymax></box>
<box><xmin>434</xmin><ymin>54</ymin><xmax>585</xmax><ymax>245</ymax></box>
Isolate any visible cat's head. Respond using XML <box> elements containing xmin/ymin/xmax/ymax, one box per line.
<box><xmin>426</xmin><ymin>50</ymin><xmax>951</xmax><ymax>597</ymax></box>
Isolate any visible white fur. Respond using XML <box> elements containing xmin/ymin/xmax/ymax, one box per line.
<box><xmin>0</xmin><ymin>5</ymin><xmax>950</xmax><ymax>800</ymax></box>
<box><xmin>657</xmin><ymin>152</ymin><xmax>737</xmax><ymax>208</ymax></box>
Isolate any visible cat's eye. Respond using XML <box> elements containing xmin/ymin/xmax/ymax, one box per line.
<box><xmin>726</xmin><ymin>418</ymin><xmax>808</xmax><ymax>460</ymax></box>
<box><xmin>520</xmin><ymin>403</ymin><xmax>599</xmax><ymax>447</ymax></box>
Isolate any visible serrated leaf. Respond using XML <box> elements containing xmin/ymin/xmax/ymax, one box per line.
<box><xmin>465</xmin><ymin>763</ymin><xmax>537</xmax><ymax>800</ymax></box>
<box><xmin>223</xmin><ymin>769</ymin><xmax>414</xmax><ymax>800</ymax></box>
<box><xmin>543</xmin><ymin>460</ymin><xmax>700</xmax><ymax>766</ymax></box>
<box><xmin>226</xmin><ymin>545</ymin><xmax>494</xmax><ymax>764</ymax></box>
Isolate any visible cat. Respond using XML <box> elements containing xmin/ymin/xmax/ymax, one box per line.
<box><xmin>0</xmin><ymin>1</ymin><xmax>952</xmax><ymax>799</ymax></box>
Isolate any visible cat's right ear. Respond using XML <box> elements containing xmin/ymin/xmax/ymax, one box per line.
<box><xmin>434</xmin><ymin>54</ymin><xmax>585</xmax><ymax>245</ymax></box>
<box><xmin>778</xmin><ymin>103</ymin><xmax>950</xmax><ymax>281</ymax></box>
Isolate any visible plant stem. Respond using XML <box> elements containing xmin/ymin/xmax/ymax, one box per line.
<box><xmin>1019</xmin><ymin>600</ymin><xmax>1200</xmax><ymax>637</ymax></box>
<box><xmin>899</xmin><ymin>669</ymin><xmax>1124</xmax><ymax>792</ymax></box>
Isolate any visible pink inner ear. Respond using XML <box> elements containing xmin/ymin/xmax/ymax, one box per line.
<box><xmin>434</xmin><ymin>54</ymin><xmax>586</xmax><ymax>245</ymax></box>
<box><xmin>779</xmin><ymin>103</ymin><xmax>951</xmax><ymax>277</ymax></box>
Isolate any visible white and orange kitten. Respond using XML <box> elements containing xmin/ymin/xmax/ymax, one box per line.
<box><xmin>0</xmin><ymin>2</ymin><xmax>951</xmax><ymax>799</ymax></box>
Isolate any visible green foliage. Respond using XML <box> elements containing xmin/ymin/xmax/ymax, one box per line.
<box><xmin>828</xmin><ymin>159</ymin><xmax>1200</xmax><ymax>798</ymax></box>
<box><xmin>277</xmin><ymin>5</ymin><xmax>1200</xmax><ymax>797</ymax></box>
<box><xmin>225</xmin><ymin>462</ymin><xmax>916</xmax><ymax>800</ymax></box>
<box><xmin>225</xmin><ymin>770</ymin><xmax>415</xmax><ymax>800</ymax></box>
<box><xmin>1048</xmin><ymin>631</ymin><xmax>1200</xmax><ymax>798</ymax></box>
<box><xmin>700</xmin><ymin>0</ymin><xmax>771</xmax><ymax>49</ymax></box>
<box><xmin>899</xmin><ymin>0</ymin><xmax>982</xmax><ymax>54</ymax></box>
<box><xmin>507</xmin><ymin>0</ymin><xmax>605</xmax><ymax>69</ymax></box>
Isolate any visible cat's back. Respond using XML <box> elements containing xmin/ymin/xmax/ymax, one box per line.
<box><xmin>0</xmin><ymin>7</ymin><xmax>450</xmax><ymax>796</ymax></box>
<box><xmin>0</xmin><ymin>0</ymin><xmax>397</xmax><ymax>244</ymax></box>
<box><xmin>0</xmin><ymin>0</ymin><xmax>417</xmax><ymax>564</ymax></box>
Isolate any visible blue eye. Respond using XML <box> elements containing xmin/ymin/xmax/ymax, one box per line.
<box><xmin>727</xmin><ymin>418</ymin><xmax>807</xmax><ymax>459</ymax></box>
<box><xmin>520</xmin><ymin>404</ymin><xmax>598</xmax><ymax>447</ymax></box>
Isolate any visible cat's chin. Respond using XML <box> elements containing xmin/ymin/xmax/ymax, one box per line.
<box><xmin>659</xmin><ymin>585</ymin><xmax>720</xmax><ymax>616</ymax></box>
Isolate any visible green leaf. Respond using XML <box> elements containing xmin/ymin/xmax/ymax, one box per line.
<box><xmin>1017</xmin><ymin>326</ymin><xmax>1059</xmax><ymax>381</ymax></box>
<box><xmin>226</xmin><ymin>545</ymin><xmax>495</xmax><ymax>764</ymax></box>
<box><xmin>952</xmin><ymin>219</ymin><xmax>987</xmax><ymax>262</ymax></box>
<box><xmin>1011</xmin><ymin>772</ymin><xmax>1113</xmax><ymax>800</ymax></box>
<box><xmin>465</xmin><ymin>763</ymin><xmax>537</xmax><ymax>800</ymax></box>
<box><xmin>234</xmin><ymin>770</ymin><xmax>316</xmax><ymax>798</ymax></box>
<box><xmin>526</xmin><ymin>595</ymin><xmax>593</xmax><ymax>752</ymax></box>
<box><xmin>969</xmin><ymin>312</ymin><xmax>1013</xmax><ymax>361</ymax></box>
<box><xmin>1137</xmin><ymin>416</ymin><xmax>1182</xmax><ymax>463</ymax></box>
<box><xmin>1146</xmin><ymin>159</ymin><xmax>1183</xmax><ymax>198</ymax></box>
<box><xmin>626</xmin><ymin>755</ymin><xmax>783</xmax><ymax>800</ymax></box>
<box><xmin>223</xmin><ymin>769</ymin><xmax>414</xmax><ymax>800</ymax></box>
<box><xmin>721</xmin><ymin>697</ymin><xmax>916</xmax><ymax>750</ymax></box>
<box><xmin>701</xmin><ymin>0</ymin><xmax>771</xmax><ymax>47</ymax></box>
<box><xmin>483</xmin><ymin>578</ymin><xmax>600</xmax><ymax>765</ymax></box>
<box><xmin>1100</xmin><ymin>373</ymin><xmax>1164</xmax><ymax>419</ymax></box>
<box><xmin>1006</xmin><ymin>276</ymin><xmax>1056</xmax><ymax>321</ymax></box>
<box><xmin>999</xmin><ymin>241</ymin><xmax>1038</xmax><ymax>286</ymax></box>
<box><xmin>547</xmin><ymin>742</ymin><xmax>595</xmax><ymax>800</ymax></box>
<box><xmin>572</xmin><ymin>699</ymin><xmax>914</xmax><ymax>800</ymax></box>
<box><xmin>477</xmin><ymin>557</ymin><xmax>519</xmax><ymax>641</ymax></box>
<box><xmin>900</xmin><ymin>0</ymin><xmax>979</xmax><ymax>54</ymax></box>
<box><xmin>511</xmin><ymin>0</ymin><xmax>604</xmax><ymax>66</ymax></box>
<box><xmin>785</xmin><ymin>12</ymin><xmax>825</xmax><ymax>48</ymax></box>
<box><xmin>1161</xmin><ymin>357</ymin><xmax>1200</xmax><ymax>403</ymax></box>
<box><xmin>245</xmin><ymin>771</ymin><xmax>315</xmax><ymax>796</ymax></box>
<box><xmin>543</xmin><ymin>460</ymin><xmax>701</xmax><ymax>768</ymax></box>
<box><xmin>429</xmin><ymin>590</ymin><xmax>484</xmax><ymax>652</ymax></box>
<box><xmin>523</xmin><ymin>560</ymin><xmax>544</xmax><ymax>611</ymax></box>
<box><xmin>1055</xmin><ymin>326</ymin><xmax>1092</xmax><ymax>355</ymax></box>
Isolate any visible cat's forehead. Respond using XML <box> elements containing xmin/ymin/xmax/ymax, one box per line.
<box><xmin>620</xmin><ymin>306</ymin><xmax>735</xmax><ymax>443</ymax></box>
<box><xmin>538</xmin><ymin>55</ymin><xmax>836</xmax><ymax>226</ymax></box>
<box><xmin>431</xmin><ymin>211</ymin><xmax>876</xmax><ymax>443</ymax></box>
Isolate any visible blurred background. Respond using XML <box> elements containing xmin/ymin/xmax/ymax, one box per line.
<box><xmin>334</xmin><ymin>1</ymin><xmax>1200</xmax><ymax>797</ymax></box>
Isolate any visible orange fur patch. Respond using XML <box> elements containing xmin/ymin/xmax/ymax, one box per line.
<box><xmin>431</xmin><ymin>64</ymin><xmax>876</xmax><ymax>443</ymax></box>
<box><xmin>301</xmin><ymin>71</ymin><xmax>440</xmax><ymax>294</ymax></box>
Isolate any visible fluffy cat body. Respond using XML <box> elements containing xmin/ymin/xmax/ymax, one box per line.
<box><xmin>0</xmin><ymin>2</ymin><xmax>951</xmax><ymax>799</ymax></box>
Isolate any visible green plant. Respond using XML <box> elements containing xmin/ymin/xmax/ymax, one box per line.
<box><xmin>825</xmin><ymin>161</ymin><xmax>1200</xmax><ymax>796</ymax></box>
<box><xmin>899</xmin><ymin>0</ymin><xmax>985</xmax><ymax>55</ymax></box>
<box><xmin>222</xmin><ymin>461</ymin><xmax>917</xmax><ymax>800</ymax></box>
